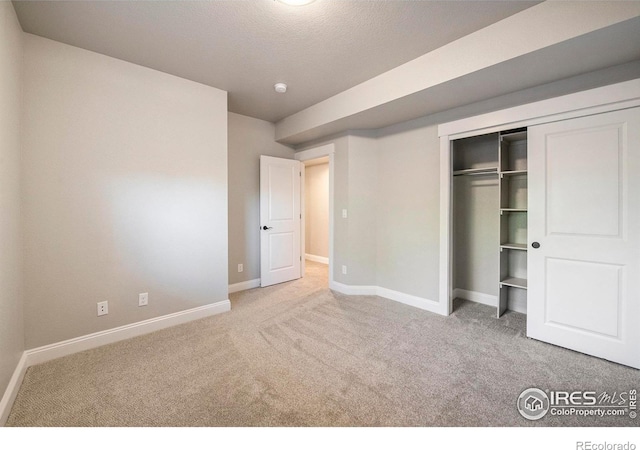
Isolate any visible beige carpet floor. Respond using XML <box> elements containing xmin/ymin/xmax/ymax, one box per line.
<box><xmin>7</xmin><ymin>261</ymin><xmax>639</xmax><ymax>426</ymax></box>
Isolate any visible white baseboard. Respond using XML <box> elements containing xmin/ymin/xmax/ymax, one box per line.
<box><xmin>25</xmin><ymin>300</ymin><xmax>230</xmax><ymax>367</ymax></box>
<box><xmin>453</xmin><ymin>288</ymin><xmax>498</xmax><ymax>307</ymax></box>
<box><xmin>330</xmin><ymin>281</ymin><xmax>377</xmax><ymax>296</ymax></box>
<box><xmin>330</xmin><ymin>281</ymin><xmax>443</xmax><ymax>315</ymax></box>
<box><xmin>305</xmin><ymin>254</ymin><xmax>329</xmax><ymax>265</ymax></box>
<box><xmin>0</xmin><ymin>352</ymin><xmax>28</xmax><ymax>426</ymax></box>
<box><xmin>376</xmin><ymin>286</ymin><xmax>442</xmax><ymax>314</ymax></box>
<box><xmin>229</xmin><ymin>278</ymin><xmax>261</xmax><ymax>294</ymax></box>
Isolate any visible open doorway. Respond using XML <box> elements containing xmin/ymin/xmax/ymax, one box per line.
<box><xmin>296</xmin><ymin>143</ymin><xmax>335</xmax><ymax>288</ymax></box>
<box><xmin>303</xmin><ymin>156</ymin><xmax>329</xmax><ymax>285</ymax></box>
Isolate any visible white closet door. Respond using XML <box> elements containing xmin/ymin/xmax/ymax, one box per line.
<box><xmin>528</xmin><ymin>107</ymin><xmax>640</xmax><ymax>369</ymax></box>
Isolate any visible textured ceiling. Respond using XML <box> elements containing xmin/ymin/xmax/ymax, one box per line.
<box><xmin>12</xmin><ymin>0</ymin><xmax>539</xmax><ymax>122</ymax></box>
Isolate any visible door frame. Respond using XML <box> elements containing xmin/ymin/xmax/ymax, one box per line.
<box><xmin>295</xmin><ymin>143</ymin><xmax>335</xmax><ymax>286</ymax></box>
<box><xmin>437</xmin><ymin>79</ymin><xmax>640</xmax><ymax>316</ymax></box>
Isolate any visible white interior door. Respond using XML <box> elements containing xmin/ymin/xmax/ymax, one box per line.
<box><xmin>260</xmin><ymin>156</ymin><xmax>301</xmax><ymax>287</ymax></box>
<box><xmin>528</xmin><ymin>107</ymin><xmax>640</xmax><ymax>369</ymax></box>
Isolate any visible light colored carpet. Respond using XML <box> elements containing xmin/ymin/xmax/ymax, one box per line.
<box><xmin>7</xmin><ymin>261</ymin><xmax>639</xmax><ymax>426</ymax></box>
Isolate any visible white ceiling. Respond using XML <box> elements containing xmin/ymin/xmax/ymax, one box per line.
<box><xmin>12</xmin><ymin>0</ymin><xmax>540</xmax><ymax>123</ymax></box>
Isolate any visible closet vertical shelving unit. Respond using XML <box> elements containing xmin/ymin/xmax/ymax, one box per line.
<box><xmin>497</xmin><ymin>129</ymin><xmax>528</xmax><ymax>317</ymax></box>
<box><xmin>451</xmin><ymin>129</ymin><xmax>528</xmax><ymax>318</ymax></box>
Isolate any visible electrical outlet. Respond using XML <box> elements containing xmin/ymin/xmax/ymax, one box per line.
<box><xmin>139</xmin><ymin>292</ymin><xmax>148</xmax><ymax>307</ymax></box>
<box><xmin>342</xmin><ymin>265</ymin><xmax>347</xmax><ymax>275</ymax></box>
<box><xmin>97</xmin><ymin>301</ymin><xmax>108</xmax><ymax>316</ymax></box>
<box><xmin>238</xmin><ymin>264</ymin><xmax>243</xmax><ymax>273</ymax></box>
<box><xmin>342</xmin><ymin>209</ymin><xmax>348</xmax><ymax>219</ymax></box>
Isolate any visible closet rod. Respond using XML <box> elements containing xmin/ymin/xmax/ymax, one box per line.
<box><xmin>453</xmin><ymin>168</ymin><xmax>498</xmax><ymax>177</ymax></box>
<box><xmin>453</xmin><ymin>172</ymin><xmax>498</xmax><ymax>177</ymax></box>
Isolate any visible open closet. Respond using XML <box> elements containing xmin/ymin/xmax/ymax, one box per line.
<box><xmin>452</xmin><ymin>129</ymin><xmax>528</xmax><ymax>317</ymax></box>
<box><xmin>440</xmin><ymin>80</ymin><xmax>640</xmax><ymax>369</ymax></box>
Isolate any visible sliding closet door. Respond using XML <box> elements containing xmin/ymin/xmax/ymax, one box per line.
<box><xmin>528</xmin><ymin>107</ymin><xmax>640</xmax><ymax>369</ymax></box>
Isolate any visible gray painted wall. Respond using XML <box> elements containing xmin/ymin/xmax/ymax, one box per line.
<box><xmin>304</xmin><ymin>163</ymin><xmax>329</xmax><ymax>259</ymax></box>
<box><xmin>375</xmin><ymin>119</ymin><xmax>441</xmax><ymax>301</ymax></box>
<box><xmin>347</xmin><ymin>134</ymin><xmax>378</xmax><ymax>286</ymax></box>
<box><xmin>227</xmin><ymin>112</ymin><xmax>295</xmax><ymax>285</ymax></box>
<box><xmin>22</xmin><ymin>34</ymin><xmax>228</xmax><ymax>348</ymax></box>
<box><xmin>332</xmin><ymin>137</ymin><xmax>350</xmax><ymax>284</ymax></box>
<box><xmin>0</xmin><ymin>2</ymin><xmax>25</xmax><ymax>398</ymax></box>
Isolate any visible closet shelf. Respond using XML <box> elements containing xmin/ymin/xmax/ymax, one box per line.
<box><xmin>500</xmin><ymin>277</ymin><xmax>528</xmax><ymax>289</ymax></box>
<box><xmin>500</xmin><ymin>243</ymin><xmax>527</xmax><ymax>251</ymax></box>
<box><xmin>453</xmin><ymin>167</ymin><xmax>498</xmax><ymax>176</ymax></box>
